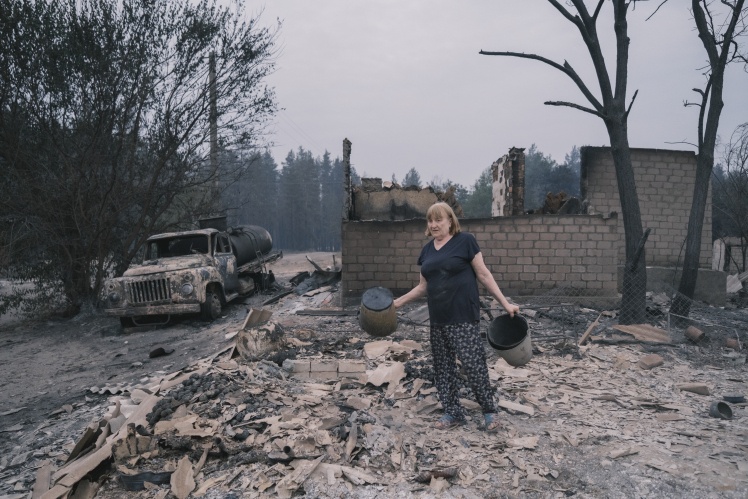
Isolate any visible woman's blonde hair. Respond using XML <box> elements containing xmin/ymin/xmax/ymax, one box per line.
<box><xmin>425</xmin><ymin>202</ymin><xmax>461</xmax><ymax>237</ymax></box>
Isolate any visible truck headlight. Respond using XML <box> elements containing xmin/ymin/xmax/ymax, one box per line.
<box><xmin>108</xmin><ymin>292</ymin><xmax>120</xmax><ymax>303</ymax></box>
<box><xmin>180</xmin><ymin>283</ymin><xmax>194</xmax><ymax>297</ymax></box>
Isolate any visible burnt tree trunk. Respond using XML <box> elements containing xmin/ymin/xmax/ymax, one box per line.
<box><xmin>672</xmin><ymin>0</ymin><xmax>744</xmax><ymax>320</ymax></box>
<box><xmin>62</xmin><ymin>251</ymin><xmax>90</xmax><ymax>316</ymax></box>
<box><xmin>607</xmin><ymin>119</ymin><xmax>646</xmax><ymax>325</ymax></box>
<box><xmin>604</xmin><ymin>1</ymin><xmax>647</xmax><ymax>325</ymax></box>
<box><xmin>671</xmin><ymin>153</ymin><xmax>714</xmax><ymax>320</ymax></box>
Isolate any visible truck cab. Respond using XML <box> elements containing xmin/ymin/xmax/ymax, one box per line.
<box><xmin>101</xmin><ymin>226</ymin><xmax>280</xmax><ymax>327</ymax></box>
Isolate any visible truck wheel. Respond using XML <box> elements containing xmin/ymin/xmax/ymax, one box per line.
<box><xmin>201</xmin><ymin>286</ymin><xmax>222</xmax><ymax>321</ymax></box>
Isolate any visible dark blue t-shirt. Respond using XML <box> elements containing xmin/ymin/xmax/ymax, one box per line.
<box><xmin>418</xmin><ymin>231</ymin><xmax>480</xmax><ymax>325</ymax></box>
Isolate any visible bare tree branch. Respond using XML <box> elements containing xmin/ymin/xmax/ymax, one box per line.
<box><xmin>478</xmin><ymin>50</ymin><xmax>564</xmax><ymax>70</ymax></box>
<box><xmin>546</xmin><ymin>0</ymin><xmax>581</xmax><ymax>25</ymax></box>
<box><xmin>665</xmin><ymin>139</ymin><xmax>700</xmax><ymax>148</ymax></box>
<box><xmin>646</xmin><ymin>0</ymin><xmax>671</xmax><ymax>21</ymax></box>
<box><xmin>592</xmin><ymin>0</ymin><xmax>606</xmax><ymax>21</ymax></box>
<box><xmin>544</xmin><ymin>100</ymin><xmax>604</xmax><ymax>118</ymax></box>
<box><xmin>478</xmin><ymin>50</ymin><xmax>604</xmax><ymax>112</ymax></box>
<box><xmin>624</xmin><ymin>88</ymin><xmax>639</xmax><ymax>120</ymax></box>
<box><xmin>696</xmin><ymin>72</ymin><xmax>713</xmax><ymax>150</ymax></box>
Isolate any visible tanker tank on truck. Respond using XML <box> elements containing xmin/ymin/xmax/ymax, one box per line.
<box><xmin>101</xmin><ymin>224</ymin><xmax>281</xmax><ymax>327</ymax></box>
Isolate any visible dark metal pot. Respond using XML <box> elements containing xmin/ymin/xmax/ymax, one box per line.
<box><xmin>359</xmin><ymin>287</ymin><xmax>397</xmax><ymax>337</ymax></box>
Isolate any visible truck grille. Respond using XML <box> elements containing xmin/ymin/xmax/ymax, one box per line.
<box><xmin>126</xmin><ymin>278</ymin><xmax>172</xmax><ymax>305</ymax></box>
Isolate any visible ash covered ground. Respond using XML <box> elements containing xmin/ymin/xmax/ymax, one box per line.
<box><xmin>1</xmin><ymin>252</ymin><xmax>747</xmax><ymax>498</ymax></box>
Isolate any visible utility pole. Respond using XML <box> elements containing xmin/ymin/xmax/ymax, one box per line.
<box><xmin>209</xmin><ymin>51</ymin><xmax>218</xmax><ymax>198</ymax></box>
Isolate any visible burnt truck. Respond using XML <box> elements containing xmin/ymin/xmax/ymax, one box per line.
<box><xmin>101</xmin><ymin>225</ymin><xmax>281</xmax><ymax>326</ymax></box>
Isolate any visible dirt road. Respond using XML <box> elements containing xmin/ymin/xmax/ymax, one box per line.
<box><xmin>0</xmin><ymin>252</ymin><xmax>339</xmax><ymax>430</ymax></box>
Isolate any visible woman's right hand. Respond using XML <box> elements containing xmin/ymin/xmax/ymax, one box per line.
<box><xmin>505</xmin><ymin>304</ymin><xmax>520</xmax><ymax>317</ymax></box>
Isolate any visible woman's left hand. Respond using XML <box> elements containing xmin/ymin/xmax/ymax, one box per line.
<box><xmin>505</xmin><ymin>304</ymin><xmax>520</xmax><ymax>317</ymax></box>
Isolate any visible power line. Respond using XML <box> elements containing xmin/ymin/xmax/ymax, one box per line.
<box><xmin>276</xmin><ymin>110</ymin><xmax>328</xmax><ymax>154</ymax></box>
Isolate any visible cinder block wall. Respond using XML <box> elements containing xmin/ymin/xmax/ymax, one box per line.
<box><xmin>581</xmin><ymin>147</ymin><xmax>712</xmax><ymax>268</ymax></box>
<box><xmin>342</xmin><ymin>214</ymin><xmax>620</xmax><ymax>305</ymax></box>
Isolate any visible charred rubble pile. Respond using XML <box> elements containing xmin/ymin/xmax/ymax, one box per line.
<box><xmin>5</xmin><ymin>290</ymin><xmax>748</xmax><ymax>498</ymax></box>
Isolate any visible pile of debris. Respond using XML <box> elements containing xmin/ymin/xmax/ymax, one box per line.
<box><xmin>526</xmin><ymin>191</ymin><xmax>586</xmax><ymax>215</ymax></box>
<box><xmin>28</xmin><ymin>313</ymin><xmax>508</xmax><ymax>498</ymax></box>
<box><xmin>2</xmin><ymin>287</ymin><xmax>747</xmax><ymax>498</ymax></box>
<box><xmin>261</xmin><ymin>256</ymin><xmax>342</xmax><ymax>307</ymax></box>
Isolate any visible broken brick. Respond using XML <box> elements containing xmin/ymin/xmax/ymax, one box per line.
<box><xmin>638</xmin><ymin>354</ymin><xmax>664</xmax><ymax>370</ymax></box>
<box><xmin>684</xmin><ymin>326</ymin><xmax>705</xmax><ymax>343</ymax></box>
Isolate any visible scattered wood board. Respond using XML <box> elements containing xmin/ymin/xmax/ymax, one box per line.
<box><xmin>611</xmin><ymin>324</ymin><xmax>671</xmax><ymax>343</ymax></box>
<box><xmin>676</xmin><ymin>383</ymin><xmax>710</xmax><ymax>395</ymax></box>
<box><xmin>497</xmin><ymin>399</ymin><xmax>535</xmax><ymax>416</ymax></box>
<box><xmin>242</xmin><ymin>308</ymin><xmax>273</xmax><ymax>330</ymax></box>
<box><xmin>579</xmin><ymin>313</ymin><xmax>603</xmax><ymax>345</ymax></box>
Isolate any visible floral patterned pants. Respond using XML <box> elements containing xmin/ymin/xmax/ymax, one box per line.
<box><xmin>430</xmin><ymin>321</ymin><xmax>497</xmax><ymax>420</ymax></box>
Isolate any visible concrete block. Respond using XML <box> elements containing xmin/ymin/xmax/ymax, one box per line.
<box><xmin>310</xmin><ymin>371</ymin><xmax>339</xmax><ymax>380</ymax></box>
<box><xmin>310</xmin><ymin>360</ymin><xmax>338</xmax><ymax>373</ymax></box>
<box><xmin>292</xmin><ymin>371</ymin><xmax>338</xmax><ymax>381</ymax></box>
<box><xmin>282</xmin><ymin>359</ymin><xmax>311</xmax><ymax>373</ymax></box>
<box><xmin>338</xmin><ymin>360</ymin><xmax>366</xmax><ymax>373</ymax></box>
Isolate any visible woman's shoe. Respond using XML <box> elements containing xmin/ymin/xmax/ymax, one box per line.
<box><xmin>484</xmin><ymin>413</ymin><xmax>502</xmax><ymax>432</ymax></box>
<box><xmin>434</xmin><ymin>414</ymin><xmax>465</xmax><ymax>430</ymax></box>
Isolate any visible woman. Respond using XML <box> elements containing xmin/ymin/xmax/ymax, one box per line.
<box><xmin>393</xmin><ymin>202</ymin><xmax>519</xmax><ymax>432</ymax></box>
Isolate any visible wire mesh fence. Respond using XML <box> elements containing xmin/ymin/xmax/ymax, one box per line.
<box><xmin>661</xmin><ymin>286</ymin><xmax>746</xmax><ymax>352</ymax></box>
<box><xmin>480</xmin><ymin>280</ymin><xmax>746</xmax><ymax>361</ymax></box>
<box><xmin>396</xmin><ymin>275</ymin><xmax>746</xmax><ymax>362</ymax></box>
<box><xmin>477</xmin><ymin>286</ymin><xmax>619</xmax><ymax>358</ymax></box>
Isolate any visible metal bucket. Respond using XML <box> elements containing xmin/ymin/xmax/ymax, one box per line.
<box><xmin>359</xmin><ymin>287</ymin><xmax>397</xmax><ymax>337</ymax></box>
<box><xmin>487</xmin><ymin>314</ymin><xmax>532</xmax><ymax>367</ymax></box>
<box><xmin>709</xmin><ymin>401</ymin><xmax>733</xmax><ymax>420</ymax></box>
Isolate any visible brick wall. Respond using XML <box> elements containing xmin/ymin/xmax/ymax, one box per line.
<box><xmin>342</xmin><ymin>214</ymin><xmax>620</xmax><ymax>304</ymax></box>
<box><xmin>581</xmin><ymin>147</ymin><xmax>712</xmax><ymax>268</ymax></box>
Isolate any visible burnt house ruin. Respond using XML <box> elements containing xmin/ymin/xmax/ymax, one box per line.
<box><xmin>340</xmin><ymin>141</ymin><xmax>723</xmax><ymax>306</ymax></box>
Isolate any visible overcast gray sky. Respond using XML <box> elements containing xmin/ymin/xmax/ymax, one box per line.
<box><xmin>254</xmin><ymin>1</ymin><xmax>747</xmax><ymax>186</ymax></box>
